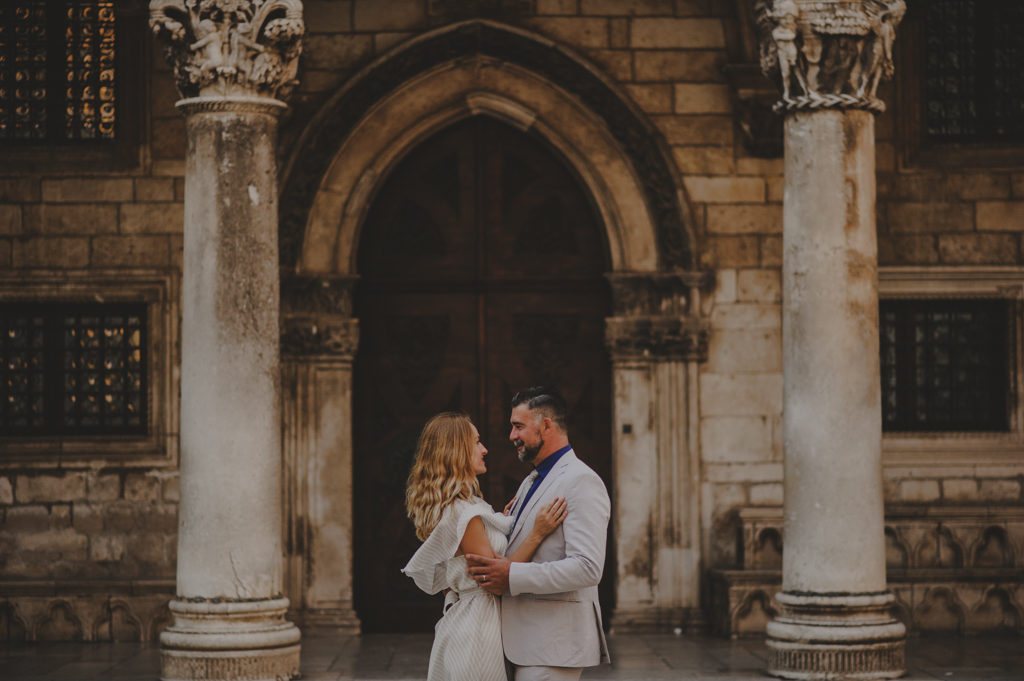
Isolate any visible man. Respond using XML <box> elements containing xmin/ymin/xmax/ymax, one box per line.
<box><xmin>467</xmin><ymin>387</ymin><xmax>610</xmax><ymax>681</ymax></box>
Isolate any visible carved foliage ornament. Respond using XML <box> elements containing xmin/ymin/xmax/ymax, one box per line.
<box><xmin>755</xmin><ymin>0</ymin><xmax>905</xmax><ymax>113</ymax></box>
<box><xmin>149</xmin><ymin>0</ymin><xmax>304</xmax><ymax>101</ymax></box>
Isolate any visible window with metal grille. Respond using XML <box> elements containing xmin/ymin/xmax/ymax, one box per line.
<box><xmin>1</xmin><ymin>303</ymin><xmax>147</xmax><ymax>436</ymax></box>
<box><xmin>0</xmin><ymin>0</ymin><xmax>117</xmax><ymax>142</ymax></box>
<box><xmin>925</xmin><ymin>0</ymin><xmax>1024</xmax><ymax>143</ymax></box>
<box><xmin>881</xmin><ymin>299</ymin><xmax>1010</xmax><ymax>432</ymax></box>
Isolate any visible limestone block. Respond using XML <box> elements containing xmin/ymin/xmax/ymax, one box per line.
<box><xmin>304</xmin><ymin>0</ymin><xmax>353</xmax><ymax>31</ymax></box>
<box><xmin>538</xmin><ymin>0</ymin><xmax>578</xmax><ymax>14</ymax></box>
<box><xmin>708</xmin><ymin>235</ymin><xmax>758</xmax><ymax>268</ymax></box>
<box><xmin>878</xmin><ymin>174</ymin><xmax>945</xmax><ymax>201</ymax></box>
<box><xmin>50</xmin><ymin>505</ymin><xmax>71</xmax><ymax>529</ymax></box>
<box><xmin>949</xmin><ymin>174</ymin><xmax>1011</xmax><ymax>200</ymax></box>
<box><xmin>634</xmin><ymin>50</ymin><xmax>725</xmax><ymax>82</ymax></box>
<box><xmin>302</xmin><ymin>34</ymin><xmax>373</xmax><ymax>71</ymax></box>
<box><xmin>937</xmin><ymin>233</ymin><xmax>1018</xmax><ymax>265</ymax></box>
<box><xmin>119</xmin><ymin>203</ymin><xmax>184</xmax><ymax>235</ymax></box>
<box><xmin>374</xmin><ymin>32</ymin><xmax>414</xmax><ymax>53</ymax></box>
<box><xmin>736</xmin><ymin>269</ymin><xmax>781</xmax><ymax>303</ymax></box>
<box><xmin>760</xmin><ymin>236</ymin><xmax>782</xmax><ymax>267</ymax></box>
<box><xmin>106</xmin><ymin>502</ymin><xmax>138</xmax><ymax>532</ymax></box>
<box><xmin>73</xmin><ymin>503</ymin><xmax>105</xmax><ymax>534</ymax></box>
<box><xmin>353</xmin><ymin>0</ymin><xmax>425</xmax><ymax>31</ymax></box>
<box><xmin>17</xmin><ymin>528</ymin><xmax>88</xmax><ymax>556</ymax></box>
<box><xmin>707</xmin><ymin>204</ymin><xmax>782</xmax><ymax>235</ymax></box>
<box><xmin>750</xmin><ymin>483</ymin><xmax>784</xmax><ymax>506</ymax></box>
<box><xmin>1012</xmin><ymin>174</ymin><xmax>1024</xmax><ymax>198</ymax></box>
<box><xmin>91</xmin><ymin>235</ymin><xmax>171</xmax><ymax>268</ymax></box>
<box><xmin>37</xmin><ymin>204</ymin><xmax>118</xmax><ymax>235</ymax></box>
<box><xmin>878</xmin><ymin>235</ymin><xmax>939</xmax><ymax>265</ymax></box>
<box><xmin>609</xmin><ymin>18</ymin><xmax>628</xmax><ymax>48</ymax></box>
<box><xmin>0</xmin><ymin>477</ymin><xmax>11</xmax><ymax>504</ymax></box>
<box><xmin>941</xmin><ymin>479</ymin><xmax>977</xmax><ymax>502</ymax></box>
<box><xmin>41</xmin><ymin>179</ymin><xmax>132</xmax><ymax>203</ymax></box>
<box><xmin>582</xmin><ymin>49</ymin><xmax>632</xmax><ymax>81</ymax></box>
<box><xmin>0</xmin><ymin>178</ymin><xmax>41</xmax><ymax>201</ymax></box>
<box><xmin>978</xmin><ymin>479</ymin><xmax>1021</xmax><ymax>502</ymax></box>
<box><xmin>710</xmin><ymin>303</ymin><xmax>780</xmax><ymax>330</ymax></box>
<box><xmin>134</xmin><ymin>178</ymin><xmax>175</xmax><ymax>202</ymax></box>
<box><xmin>672</xmin><ymin>146</ymin><xmax>736</xmax><ymax>175</ymax></box>
<box><xmin>630</xmin><ymin>18</ymin><xmax>724</xmax><ymax>48</ymax></box>
<box><xmin>700</xmin><ymin>374</ymin><xmax>783</xmax><ymax>416</ymax></box>
<box><xmin>706</xmin><ymin>328</ymin><xmax>781</xmax><ymax>374</ymax></box>
<box><xmin>654</xmin><ymin>115</ymin><xmax>733</xmax><ymax>146</ymax></box>
<box><xmin>90</xmin><ymin>535</ymin><xmax>126</xmax><ymax>562</ymax></box>
<box><xmin>135</xmin><ymin>504</ymin><xmax>178</xmax><ymax>533</ymax></box>
<box><xmin>886</xmin><ymin>202</ymin><xmax>974</xmax><ymax>233</ymax></box>
<box><xmin>16</xmin><ymin>473</ymin><xmax>87</xmax><ymax>503</ymax></box>
<box><xmin>2</xmin><ymin>505</ymin><xmax>50</xmax><ymax>532</ymax></box>
<box><xmin>162</xmin><ymin>475</ymin><xmax>180</xmax><ymax>502</ymax></box>
<box><xmin>581</xmin><ymin>0</ymin><xmax>674</xmax><ymax>15</ymax></box>
<box><xmin>0</xmin><ymin>205</ymin><xmax>21</xmax><ymax>235</ymax></box>
<box><xmin>684</xmin><ymin>177</ymin><xmax>765</xmax><ymax>203</ymax></box>
<box><xmin>87</xmin><ymin>472</ymin><xmax>121</xmax><ymax>502</ymax></box>
<box><xmin>526</xmin><ymin>17</ymin><xmax>609</xmax><ymax>48</ymax></box>
<box><xmin>976</xmin><ymin>201</ymin><xmax>1024</xmax><ymax>231</ymax></box>
<box><xmin>150</xmin><ymin>117</ymin><xmax>186</xmax><ymax>160</ymax></box>
<box><xmin>674</xmin><ymin>83</ymin><xmax>732</xmax><ymax>114</ymax></box>
<box><xmin>899</xmin><ymin>479</ymin><xmax>941</xmax><ymax>503</ymax></box>
<box><xmin>624</xmin><ymin>84</ymin><xmax>673</xmax><ymax>114</ymax></box>
<box><xmin>174</xmin><ymin>178</ymin><xmax>185</xmax><ymax>202</ymax></box>
<box><xmin>701</xmin><ymin>416</ymin><xmax>774</xmax><ymax>462</ymax></box>
<box><xmin>713</xmin><ymin>482</ymin><xmax>748</xmax><ymax>516</ymax></box>
<box><xmin>737</xmin><ymin>157</ymin><xmax>784</xmax><ymax>176</ymax></box>
<box><xmin>715</xmin><ymin>269</ymin><xmax>737</xmax><ymax>304</ymax></box>
<box><xmin>766</xmin><ymin>176</ymin><xmax>784</xmax><ymax>203</ymax></box>
<box><xmin>124</xmin><ymin>473</ymin><xmax>161</xmax><ymax>503</ymax></box>
<box><xmin>127</xmin><ymin>533</ymin><xmax>171</xmax><ymax>565</ymax></box>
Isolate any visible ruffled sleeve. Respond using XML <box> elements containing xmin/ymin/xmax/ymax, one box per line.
<box><xmin>401</xmin><ymin>498</ymin><xmax>511</xmax><ymax>594</ymax></box>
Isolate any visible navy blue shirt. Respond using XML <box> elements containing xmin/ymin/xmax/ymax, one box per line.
<box><xmin>513</xmin><ymin>445</ymin><xmax>572</xmax><ymax>529</ymax></box>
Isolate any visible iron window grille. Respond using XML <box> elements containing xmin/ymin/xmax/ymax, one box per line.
<box><xmin>1</xmin><ymin>302</ymin><xmax>147</xmax><ymax>437</ymax></box>
<box><xmin>0</xmin><ymin>0</ymin><xmax>118</xmax><ymax>142</ymax></box>
<box><xmin>881</xmin><ymin>298</ymin><xmax>1010</xmax><ymax>432</ymax></box>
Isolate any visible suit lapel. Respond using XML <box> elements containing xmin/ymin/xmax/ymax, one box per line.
<box><xmin>508</xmin><ymin>450</ymin><xmax>575</xmax><ymax>547</ymax></box>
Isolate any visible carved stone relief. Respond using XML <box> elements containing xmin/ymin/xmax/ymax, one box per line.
<box><xmin>149</xmin><ymin>0</ymin><xmax>304</xmax><ymax>100</ymax></box>
<box><xmin>756</xmin><ymin>0</ymin><xmax>906</xmax><ymax>112</ymax></box>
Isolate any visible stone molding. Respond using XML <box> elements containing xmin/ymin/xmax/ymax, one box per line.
<box><xmin>281</xmin><ymin>274</ymin><xmax>357</xmax><ymax>317</ymax></box>
<box><xmin>604</xmin><ymin>271</ymin><xmax>712</xmax><ymax>363</ymax></box>
<box><xmin>149</xmin><ymin>0</ymin><xmax>304</xmax><ymax>101</ymax></box>
<box><xmin>161</xmin><ymin>646</ymin><xmax>301</xmax><ymax>681</ymax></box>
<box><xmin>755</xmin><ymin>0</ymin><xmax>906</xmax><ymax>113</ymax></box>
<box><xmin>280</xmin><ymin>275</ymin><xmax>359</xmax><ymax>359</ymax></box>
<box><xmin>281</xmin><ymin>317</ymin><xmax>359</xmax><ymax>359</ymax></box>
<box><xmin>175</xmin><ymin>96</ymin><xmax>287</xmax><ymax>116</ymax></box>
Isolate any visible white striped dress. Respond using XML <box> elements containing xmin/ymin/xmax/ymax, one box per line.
<box><xmin>402</xmin><ymin>497</ymin><xmax>513</xmax><ymax>681</ymax></box>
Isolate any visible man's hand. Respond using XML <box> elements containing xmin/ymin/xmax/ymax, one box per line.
<box><xmin>466</xmin><ymin>554</ymin><xmax>511</xmax><ymax>595</ymax></box>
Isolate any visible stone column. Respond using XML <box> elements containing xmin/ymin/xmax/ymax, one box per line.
<box><xmin>604</xmin><ymin>272</ymin><xmax>710</xmax><ymax>633</ymax></box>
<box><xmin>280</xmin><ymin>275</ymin><xmax>361</xmax><ymax>632</ymax></box>
<box><xmin>756</xmin><ymin>1</ymin><xmax>907</xmax><ymax>678</ymax></box>
<box><xmin>149</xmin><ymin>2</ymin><xmax>304</xmax><ymax>679</ymax></box>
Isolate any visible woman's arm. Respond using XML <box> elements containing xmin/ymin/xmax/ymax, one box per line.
<box><xmin>507</xmin><ymin>497</ymin><xmax>567</xmax><ymax>563</ymax></box>
<box><xmin>457</xmin><ymin>516</ymin><xmax>497</xmax><ymax>558</ymax></box>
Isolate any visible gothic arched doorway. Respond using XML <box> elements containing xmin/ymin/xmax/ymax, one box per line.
<box><xmin>352</xmin><ymin>116</ymin><xmax>614</xmax><ymax>632</ymax></box>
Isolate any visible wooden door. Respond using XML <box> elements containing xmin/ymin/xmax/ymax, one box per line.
<box><xmin>353</xmin><ymin>117</ymin><xmax>612</xmax><ymax>632</ymax></box>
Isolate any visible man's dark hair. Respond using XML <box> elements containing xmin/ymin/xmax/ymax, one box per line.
<box><xmin>511</xmin><ymin>386</ymin><xmax>568</xmax><ymax>431</ymax></box>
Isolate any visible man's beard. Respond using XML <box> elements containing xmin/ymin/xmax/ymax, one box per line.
<box><xmin>515</xmin><ymin>438</ymin><xmax>542</xmax><ymax>463</ymax></box>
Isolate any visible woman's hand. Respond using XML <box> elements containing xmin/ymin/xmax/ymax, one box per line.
<box><xmin>531</xmin><ymin>497</ymin><xmax>568</xmax><ymax>538</ymax></box>
<box><xmin>502</xmin><ymin>496</ymin><xmax>517</xmax><ymax>516</ymax></box>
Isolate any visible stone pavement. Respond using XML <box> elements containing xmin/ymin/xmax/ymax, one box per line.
<box><xmin>1</xmin><ymin>632</ymin><xmax>1022</xmax><ymax>680</ymax></box>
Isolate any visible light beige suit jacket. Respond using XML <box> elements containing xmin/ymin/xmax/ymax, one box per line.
<box><xmin>501</xmin><ymin>450</ymin><xmax>611</xmax><ymax>668</ymax></box>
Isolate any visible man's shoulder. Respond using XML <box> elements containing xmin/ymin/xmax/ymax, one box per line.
<box><xmin>562</xmin><ymin>452</ymin><xmax>608</xmax><ymax>488</ymax></box>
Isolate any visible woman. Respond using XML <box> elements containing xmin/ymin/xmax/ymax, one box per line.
<box><xmin>402</xmin><ymin>412</ymin><xmax>567</xmax><ymax>681</ymax></box>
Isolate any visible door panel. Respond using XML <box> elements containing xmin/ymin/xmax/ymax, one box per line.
<box><xmin>354</xmin><ymin>117</ymin><xmax>612</xmax><ymax>632</ymax></box>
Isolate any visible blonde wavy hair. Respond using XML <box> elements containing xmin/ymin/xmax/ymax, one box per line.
<box><xmin>405</xmin><ymin>412</ymin><xmax>483</xmax><ymax>541</ymax></box>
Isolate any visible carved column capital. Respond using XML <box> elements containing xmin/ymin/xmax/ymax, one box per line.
<box><xmin>605</xmin><ymin>271</ymin><xmax>712</xmax><ymax>363</ymax></box>
<box><xmin>280</xmin><ymin>274</ymin><xmax>359</xmax><ymax>360</ymax></box>
<box><xmin>149</xmin><ymin>0</ymin><xmax>304</xmax><ymax>102</ymax></box>
<box><xmin>755</xmin><ymin>0</ymin><xmax>905</xmax><ymax>113</ymax></box>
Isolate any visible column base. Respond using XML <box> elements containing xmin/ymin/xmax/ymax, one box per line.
<box><xmin>766</xmin><ymin>591</ymin><xmax>905</xmax><ymax>681</ymax></box>
<box><xmin>160</xmin><ymin>597</ymin><xmax>301</xmax><ymax>681</ymax></box>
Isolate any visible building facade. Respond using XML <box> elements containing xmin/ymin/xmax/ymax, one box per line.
<box><xmin>1</xmin><ymin>0</ymin><xmax>1022</xmax><ymax>677</ymax></box>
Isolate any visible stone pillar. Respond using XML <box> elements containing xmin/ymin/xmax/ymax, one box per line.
<box><xmin>756</xmin><ymin>1</ymin><xmax>907</xmax><ymax>678</ymax></box>
<box><xmin>149</xmin><ymin>2</ymin><xmax>304</xmax><ymax>679</ymax></box>
<box><xmin>280</xmin><ymin>276</ymin><xmax>361</xmax><ymax>632</ymax></box>
<box><xmin>604</xmin><ymin>272</ymin><xmax>710</xmax><ymax>633</ymax></box>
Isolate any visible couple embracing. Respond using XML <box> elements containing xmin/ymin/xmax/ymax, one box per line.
<box><xmin>402</xmin><ymin>387</ymin><xmax>611</xmax><ymax>681</ymax></box>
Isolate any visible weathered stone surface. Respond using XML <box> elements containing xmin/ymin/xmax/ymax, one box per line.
<box><xmin>17</xmin><ymin>527</ymin><xmax>88</xmax><ymax>555</ymax></box>
<box><xmin>0</xmin><ymin>205</ymin><xmax>21</xmax><ymax>235</ymax></box>
<box><xmin>708</xmin><ymin>235</ymin><xmax>759</xmax><ymax>267</ymax></box>
<box><xmin>92</xmin><ymin>235</ymin><xmax>171</xmax><ymax>268</ymax></box>
<box><xmin>374</xmin><ymin>31</ymin><xmax>414</xmax><ymax>53</ymax></box>
<box><xmin>124</xmin><ymin>474</ymin><xmax>161</xmax><ymax>503</ymax></box>
<box><xmin>625</xmin><ymin>84</ymin><xmax>673</xmax><ymax>114</ymax></box>
<box><xmin>302</xmin><ymin>34</ymin><xmax>373</xmax><ymax>70</ymax></box>
<box><xmin>609</xmin><ymin>18</ymin><xmax>629</xmax><ymax>48</ymax></box>
<box><xmin>899</xmin><ymin>480</ymin><xmax>941</xmax><ymax>503</ymax></box>
<box><xmin>128</xmin><ymin>534</ymin><xmax>170</xmax><ymax>565</ymax></box>
<box><xmin>706</xmin><ymin>328</ymin><xmax>782</xmax><ymax>374</ymax></box>
<box><xmin>878</xmin><ymin>235</ymin><xmax>939</xmax><ymax>265</ymax></box>
<box><xmin>701</xmin><ymin>415</ymin><xmax>774</xmax><ymax>462</ymax></box>
<box><xmin>976</xmin><ymin>201</ymin><xmax>1024</xmax><ymax>231</ymax></box>
<box><xmin>16</xmin><ymin>473</ymin><xmax>87</xmax><ymax>503</ymax></box>
<box><xmin>707</xmin><ymin>205</ymin><xmax>782</xmax><ymax>235</ymax></box>
<box><xmin>581</xmin><ymin>0</ymin><xmax>674</xmax><ymax>15</ymax></box>
<box><xmin>950</xmin><ymin>173</ymin><xmax>1011</xmax><ymax>200</ymax></box>
<box><xmin>760</xmin><ymin>236</ymin><xmax>782</xmax><ymax>267</ymax></box>
<box><xmin>672</xmin><ymin>146</ymin><xmax>736</xmax><ymax>175</ymax></box>
<box><xmin>886</xmin><ymin>202</ymin><xmax>974</xmax><ymax>233</ymax></box>
<box><xmin>527</xmin><ymin>17</ymin><xmax>609</xmax><ymax>47</ymax></box>
<box><xmin>73</xmin><ymin>503</ymin><xmax>105</xmax><ymax>534</ymax></box>
<box><xmin>750</xmin><ymin>483</ymin><xmax>784</xmax><ymax>506</ymax></box>
<box><xmin>304</xmin><ymin>0</ymin><xmax>354</xmax><ymax>31</ymax></box>
<box><xmin>978</xmin><ymin>479</ymin><xmax>1021</xmax><ymax>502</ymax></box>
<box><xmin>685</xmin><ymin>177</ymin><xmax>765</xmax><ymax>203</ymax></box>
<box><xmin>538</xmin><ymin>0</ymin><xmax>577</xmax><ymax>14</ymax></box>
<box><xmin>90</xmin><ymin>534</ymin><xmax>126</xmax><ymax>562</ymax></box>
<box><xmin>0</xmin><ymin>178</ymin><xmax>40</xmax><ymax>202</ymax></box>
<box><xmin>87</xmin><ymin>473</ymin><xmax>121</xmax><ymax>502</ymax></box>
<box><xmin>150</xmin><ymin>117</ymin><xmax>187</xmax><ymax>160</ymax></box>
<box><xmin>353</xmin><ymin>0</ymin><xmax>424</xmax><ymax>31</ymax></box>
<box><xmin>634</xmin><ymin>50</ymin><xmax>725</xmax><ymax>82</ymax></box>
<box><xmin>938</xmin><ymin>233</ymin><xmax>1018</xmax><ymax>264</ymax></box>
<box><xmin>37</xmin><ymin>204</ymin><xmax>118</xmax><ymax>235</ymax></box>
<box><xmin>119</xmin><ymin>203</ymin><xmax>184</xmax><ymax>235</ymax></box>
<box><xmin>655</xmin><ymin>115</ymin><xmax>733</xmax><ymax>146</ymax></box>
<box><xmin>941</xmin><ymin>479</ymin><xmax>977</xmax><ymax>502</ymax></box>
<box><xmin>3</xmin><ymin>505</ymin><xmax>51</xmax><ymax>532</ymax></box>
<box><xmin>736</xmin><ymin>269</ymin><xmax>781</xmax><ymax>303</ymax></box>
<box><xmin>631</xmin><ymin>18</ymin><xmax>724</xmax><ymax>48</ymax></box>
<box><xmin>674</xmin><ymin>83</ymin><xmax>732</xmax><ymax>114</ymax></box>
<box><xmin>162</xmin><ymin>475</ymin><xmax>180</xmax><ymax>502</ymax></box>
<box><xmin>711</xmin><ymin>303</ymin><xmax>780</xmax><ymax>330</ymax></box>
<box><xmin>700</xmin><ymin>374</ymin><xmax>783</xmax><ymax>416</ymax></box>
<box><xmin>41</xmin><ymin>179</ymin><xmax>132</xmax><ymax>203</ymax></box>
<box><xmin>0</xmin><ymin>477</ymin><xmax>12</xmax><ymax>505</ymax></box>
<box><xmin>582</xmin><ymin>49</ymin><xmax>633</xmax><ymax>81</ymax></box>
<box><xmin>135</xmin><ymin>178</ymin><xmax>176</xmax><ymax>202</ymax></box>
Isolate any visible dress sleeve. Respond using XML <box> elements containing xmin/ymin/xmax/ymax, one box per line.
<box><xmin>401</xmin><ymin>499</ymin><xmax>493</xmax><ymax>594</ymax></box>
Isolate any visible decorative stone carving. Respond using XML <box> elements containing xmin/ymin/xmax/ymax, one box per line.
<box><xmin>280</xmin><ymin>274</ymin><xmax>356</xmax><ymax>317</ymax></box>
<box><xmin>281</xmin><ymin>317</ymin><xmax>359</xmax><ymax>359</ymax></box>
<box><xmin>149</xmin><ymin>0</ymin><xmax>304</xmax><ymax>101</ymax></box>
<box><xmin>280</xmin><ymin>275</ymin><xmax>359</xmax><ymax>359</ymax></box>
<box><xmin>756</xmin><ymin>0</ymin><xmax>905</xmax><ymax>112</ymax></box>
<box><xmin>604</xmin><ymin>271</ymin><xmax>712</xmax><ymax>363</ymax></box>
